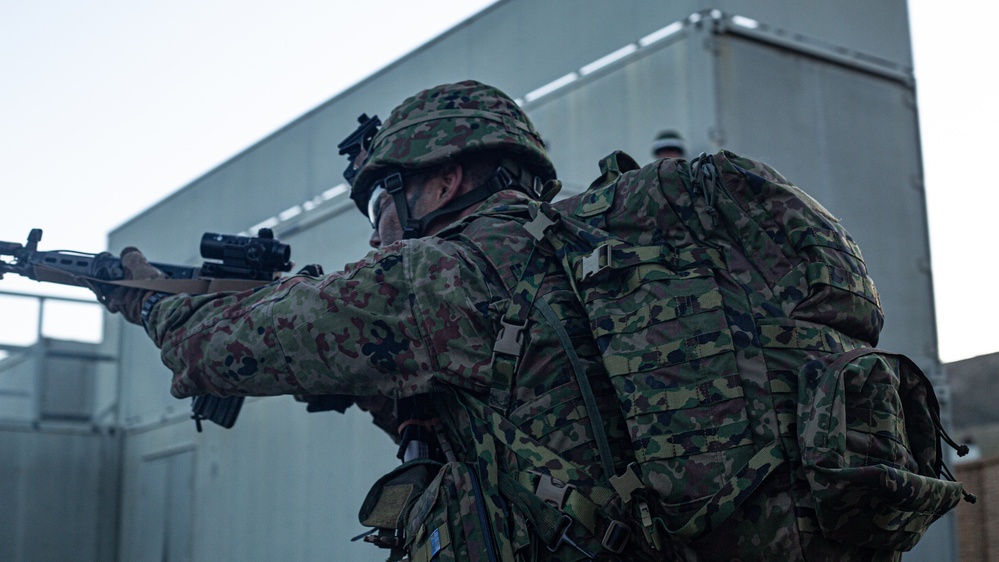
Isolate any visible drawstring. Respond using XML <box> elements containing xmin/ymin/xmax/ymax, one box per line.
<box><xmin>938</xmin><ymin>426</ymin><xmax>970</xmax><ymax>458</ymax></box>
<box><xmin>692</xmin><ymin>152</ymin><xmax>719</xmax><ymax>228</ymax></box>
<box><xmin>939</xmin><ymin>461</ymin><xmax>977</xmax><ymax>504</ymax></box>
<box><xmin>930</xmin><ymin>407</ymin><xmax>977</xmax><ymax>503</ymax></box>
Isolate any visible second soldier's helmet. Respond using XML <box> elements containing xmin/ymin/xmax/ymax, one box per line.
<box><xmin>350</xmin><ymin>80</ymin><xmax>557</xmax><ymax>215</ymax></box>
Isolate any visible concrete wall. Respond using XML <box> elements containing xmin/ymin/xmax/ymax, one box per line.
<box><xmin>0</xmin><ymin>425</ymin><xmax>120</xmax><ymax>562</ymax></box>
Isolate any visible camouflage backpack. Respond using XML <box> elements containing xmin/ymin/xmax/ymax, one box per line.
<box><xmin>504</xmin><ymin>150</ymin><xmax>973</xmax><ymax>556</ymax></box>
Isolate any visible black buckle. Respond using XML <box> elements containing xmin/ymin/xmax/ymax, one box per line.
<box><xmin>494</xmin><ymin>165</ymin><xmax>515</xmax><ymax>190</ymax></box>
<box><xmin>601</xmin><ymin>520</ymin><xmax>631</xmax><ymax>554</ymax></box>
<box><xmin>383</xmin><ymin>172</ymin><xmax>404</xmax><ymax>194</ymax></box>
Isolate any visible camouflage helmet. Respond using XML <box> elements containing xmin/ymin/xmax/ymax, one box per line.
<box><xmin>350</xmin><ymin>80</ymin><xmax>557</xmax><ymax>214</ymax></box>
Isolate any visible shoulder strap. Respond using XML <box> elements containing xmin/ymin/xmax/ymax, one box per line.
<box><xmin>535</xmin><ymin>297</ymin><xmax>616</xmax><ymax>481</ymax></box>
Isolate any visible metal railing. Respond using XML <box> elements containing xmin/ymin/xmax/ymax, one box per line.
<box><xmin>0</xmin><ymin>289</ymin><xmax>110</xmax><ymax>425</ymax></box>
<box><xmin>0</xmin><ymin>288</ymin><xmax>102</xmax><ymax>354</ymax></box>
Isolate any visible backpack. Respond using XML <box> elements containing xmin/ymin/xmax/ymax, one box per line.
<box><xmin>357</xmin><ymin>150</ymin><xmax>972</xmax><ymax>560</ymax></box>
<box><xmin>506</xmin><ymin>150</ymin><xmax>972</xmax><ymax>555</ymax></box>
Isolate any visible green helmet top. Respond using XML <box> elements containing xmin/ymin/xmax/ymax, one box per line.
<box><xmin>351</xmin><ymin>80</ymin><xmax>556</xmax><ymax>214</ymax></box>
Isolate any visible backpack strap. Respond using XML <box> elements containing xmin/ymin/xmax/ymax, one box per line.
<box><xmin>535</xmin><ymin>297</ymin><xmax>616</xmax><ymax>482</ymax></box>
<box><xmin>490</xmin><ymin>245</ymin><xmax>548</xmax><ymax>383</ymax></box>
<box><xmin>488</xmin><ymin>205</ymin><xmax>620</xmax><ymax>483</ymax></box>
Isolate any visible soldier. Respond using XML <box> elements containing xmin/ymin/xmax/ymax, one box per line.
<box><xmin>650</xmin><ymin>130</ymin><xmax>686</xmax><ymax>160</ymax></box>
<box><xmin>101</xmin><ymin>80</ymin><xmax>652</xmax><ymax>561</ymax></box>
<box><xmin>98</xmin><ymin>81</ymin><xmax>935</xmax><ymax>561</ymax></box>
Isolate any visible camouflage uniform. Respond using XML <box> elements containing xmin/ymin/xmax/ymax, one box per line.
<box><xmin>145</xmin><ymin>185</ymin><xmax>650</xmax><ymax>560</ymax></box>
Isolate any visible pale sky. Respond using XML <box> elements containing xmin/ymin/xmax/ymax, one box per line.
<box><xmin>0</xmin><ymin>0</ymin><xmax>995</xmax><ymax>363</ymax></box>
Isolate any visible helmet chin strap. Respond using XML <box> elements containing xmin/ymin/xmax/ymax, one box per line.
<box><xmin>379</xmin><ymin>160</ymin><xmax>542</xmax><ymax>240</ymax></box>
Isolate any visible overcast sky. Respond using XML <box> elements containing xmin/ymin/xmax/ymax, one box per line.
<box><xmin>0</xmin><ymin>1</ymin><xmax>995</xmax><ymax>363</ymax></box>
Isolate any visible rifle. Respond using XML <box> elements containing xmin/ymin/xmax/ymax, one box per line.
<box><xmin>0</xmin><ymin>227</ymin><xmax>303</xmax><ymax>430</ymax></box>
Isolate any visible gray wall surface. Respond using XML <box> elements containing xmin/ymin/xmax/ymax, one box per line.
<box><xmin>0</xmin><ymin>426</ymin><xmax>120</xmax><ymax>562</ymax></box>
<box><xmin>11</xmin><ymin>1</ymin><xmax>937</xmax><ymax>560</ymax></box>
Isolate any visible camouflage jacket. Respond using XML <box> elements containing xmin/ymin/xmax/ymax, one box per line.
<box><xmin>145</xmin><ymin>189</ymin><xmax>641</xmax><ymax>560</ymax></box>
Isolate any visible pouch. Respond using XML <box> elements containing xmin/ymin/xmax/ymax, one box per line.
<box><xmin>358</xmin><ymin>459</ymin><xmax>441</xmax><ymax>552</ymax></box>
<box><xmin>404</xmin><ymin>461</ymin><xmax>505</xmax><ymax>562</ymax></box>
<box><xmin>797</xmin><ymin>349</ymin><xmax>965</xmax><ymax>550</ymax></box>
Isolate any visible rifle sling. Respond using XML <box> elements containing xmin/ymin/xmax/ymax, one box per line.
<box><xmin>34</xmin><ymin>263</ymin><xmax>271</xmax><ymax>295</ymax></box>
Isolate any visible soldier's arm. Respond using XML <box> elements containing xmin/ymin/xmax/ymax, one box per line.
<box><xmin>144</xmin><ymin>238</ymin><xmax>498</xmax><ymax>400</ymax></box>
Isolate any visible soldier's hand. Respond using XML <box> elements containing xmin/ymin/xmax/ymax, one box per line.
<box><xmin>96</xmin><ymin>247</ymin><xmax>165</xmax><ymax>325</ymax></box>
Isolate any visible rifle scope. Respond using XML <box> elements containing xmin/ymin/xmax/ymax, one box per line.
<box><xmin>200</xmin><ymin>232</ymin><xmax>291</xmax><ymax>272</ymax></box>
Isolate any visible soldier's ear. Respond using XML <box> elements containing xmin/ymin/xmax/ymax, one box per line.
<box><xmin>434</xmin><ymin>162</ymin><xmax>464</xmax><ymax>205</ymax></box>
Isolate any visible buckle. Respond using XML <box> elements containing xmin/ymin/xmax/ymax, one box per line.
<box><xmin>601</xmin><ymin>520</ymin><xmax>631</xmax><ymax>554</ymax></box>
<box><xmin>533</xmin><ymin>473</ymin><xmax>573</xmax><ymax>510</ymax></box>
<box><xmin>608</xmin><ymin>462</ymin><xmax>644</xmax><ymax>503</ymax></box>
<box><xmin>581</xmin><ymin>244</ymin><xmax>613</xmax><ymax>280</ymax></box>
<box><xmin>383</xmin><ymin>172</ymin><xmax>404</xmax><ymax>194</ymax></box>
<box><xmin>492</xmin><ymin>319</ymin><xmax>526</xmax><ymax>369</ymax></box>
<box><xmin>524</xmin><ymin>211</ymin><xmax>555</xmax><ymax>241</ymax></box>
<box><xmin>493</xmin><ymin>165</ymin><xmax>516</xmax><ymax>190</ymax></box>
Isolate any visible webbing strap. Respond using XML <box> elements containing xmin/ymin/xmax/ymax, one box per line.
<box><xmin>535</xmin><ymin>298</ymin><xmax>617</xmax><ymax>483</ymax></box>
<box><xmin>757</xmin><ymin>322</ymin><xmax>857</xmax><ymax>353</ymax></box>
<box><xmin>793</xmin><ymin>226</ymin><xmax>865</xmax><ymax>260</ymax></box>
<box><xmin>805</xmin><ymin>262</ymin><xmax>881</xmax><ymax>307</ymax></box>
<box><xmin>590</xmin><ymin>288</ymin><xmax>723</xmax><ymax>339</ymax></box>
<box><xmin>624</xmin><ymin>373</ymin><xmax>743</xmax><ymax>418</ymax></box>
<box><xmin>636</xmin><ymin>419</ymin><xmax>753</xmax><ymax>461</ymax></box>
<box><xmin>846</xmin><ymin>406</ymin><xmax>906</xmax><ymax>437</ymax></box>
<box><xmin>601</xmin><ymin>328</ymin><xmax>734</xmax><ymax>377</ymax></box>
<box><xmin>491</xmin><ymin>246</ymin><xmax>549</xmax><ymax>381</ymax></box>
<box><xmin>572</xmin><ymin>245</ymin><xmax>725</xmax><ymax>283</ymax></box>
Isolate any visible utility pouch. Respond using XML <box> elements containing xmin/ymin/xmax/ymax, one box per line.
<box><xmin>358</xmin><ymin>459</ymin><xmax>442</xmax><ymax>553</ymax></box>
<box><xmin>404</xmin><ymin>461</ymin><xmax>503</xmax><ymax>562</ymax></box>
<box><xmin>797</xmin><ymin>349</ymin><xmax>967</xmax><ymax>551</ymax></box>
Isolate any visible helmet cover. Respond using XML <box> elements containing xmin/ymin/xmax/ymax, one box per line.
<box><xmin>350</xmin><ymin>80</ymin><xmax>556</xmax><ymax>214</ymax></box>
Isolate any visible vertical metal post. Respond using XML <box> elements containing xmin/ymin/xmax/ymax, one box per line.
<box><xmin>36</xmin><ymin>296</ymin><xmax>45</xmax><ymax>343</ymax></box>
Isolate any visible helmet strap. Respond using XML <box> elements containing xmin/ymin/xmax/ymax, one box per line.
<box><xmin>405</xmin><ymin>160</ymin><xmax>540</xmax><ymax>238</ymax></box>
<box><xmin>377</xmin><ymin>161</ymin><xmax>543</xmax><ymax>239</ymax></box>
<box><xmin>375</xmin><ymin>172</ymin><xmax>419</xmax><ymax>239</ymax></box>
